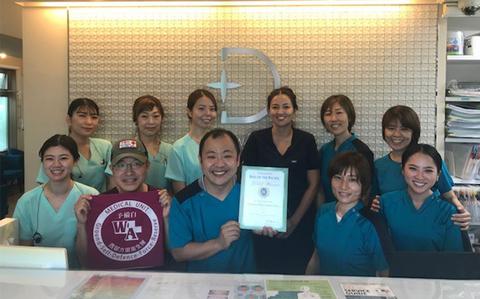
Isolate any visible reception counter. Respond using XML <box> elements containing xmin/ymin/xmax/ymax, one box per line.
<box><xmin>1</xmin><ymin>268</ymin><xmax>480</xmax><ymax>299</ymax></box>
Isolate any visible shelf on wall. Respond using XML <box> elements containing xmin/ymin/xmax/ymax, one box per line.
<box><xmin>447</xmin><ymin>55</ymin><xmax>480</xmax><ymax>62</ymax></box>
<box><xmin>446</xmin><ymin>96</ymin><xmax>480</xmax><ymax>102</ymax></box>
<box><xmin>446</xmin><ymin>4</ymin><xmax>480</xmax><ymax>18</ymax></box>
<box><xmin>453</xmin><ymin>177</ymin><xmax>480</xmax><ymax>185</ymax></box>
<box><xmin>446</xmin><ymin>137</ymin><xmax>480</xmax><ymax>143</ymax></box>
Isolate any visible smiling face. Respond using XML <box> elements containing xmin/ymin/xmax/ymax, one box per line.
<box><xmin>322</xmin><ymin>102</ymin><xmax>350</xmax><ymax>138</ymax></box>
<box><xmin>42</xmin><ymin>145</ymin><xmax>76</xmax><ymax>183</ymax></box>
<box><xmin>384</xmin><ymin>119</ymin><xmax>413</xmax><ymax>153</ymax></box>
<box><xmin>331</xmin><ymin>167</ymin><xmax>362</xmax><ymax>207</ymax></box>
<box><xmin>67</xmin><ymin>106</ymin><xmax>99</xmax><ymax>138</ymax></box>
<box><xmin>111</xmin><ymin>157</ymin><xmax>148</xmax><ymax>193</ymax></box>
<box><xmin>402</xmin><ymin>152</ymin><xmax>439</xmax><ymax>199</ymax></box>
<box><xmin>200</xmin><ymin>134</ymin><xmax>240</xmax><ymax>191</ymax></box>
<box><xmin>188</xmin><ymin>96</ymin><xmax>217</xmax><ymax>130</ymax></box>
<box><xmin>136</xmin><ymin>107</ymin><xmax>163</xmax><ymax>138</ymax></box>
<box><xmin>268</xmin><ymin>93</ymin><xmax>295</xmax><ymax>128</ymax></box>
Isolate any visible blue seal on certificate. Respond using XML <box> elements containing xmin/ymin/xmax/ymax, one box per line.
<box><xmin>259</xmin><ymin>187</ymin><xmax>269</xmax><ymax>197</ymax></box>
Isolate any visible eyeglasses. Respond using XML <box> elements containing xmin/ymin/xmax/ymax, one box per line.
<box><xmin>113</xmin><ymin>161</ymin><xmax>144</xmax><ymax>171</ymax></box>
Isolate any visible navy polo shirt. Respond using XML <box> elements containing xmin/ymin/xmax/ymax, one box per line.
<box><xmin>168</xmin><ymin>181</ymin><xmax>255</xmax><ymax>273</ymax></box>
<box><xmin>375</xmin><ymin>154</ymin><xmax>454</xmax><ymax>195</ymax></box>
<box><xmin>380</xmin><ymin>190</ymin><xmax>463</xmax><ymax>252</ymax></box>
<box><xmin>319</xmin><ymin>134</ymin><xmax>377</xmax><ymax>203</ymax></box>
<box><xmin>313</xmin><ymin>201</ymin><xmax>391</xmax><ymax>276</ymax></box>
<box><xmin>241</xmin><ymin>127</ymin><xmax>320</xmax><ymax>216</ymax></box>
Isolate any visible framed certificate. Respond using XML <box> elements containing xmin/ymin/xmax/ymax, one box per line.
<box><xmin>239</xmin><ymin>166</ymin><xmax>288</xmax><ymax>232</ymax></box>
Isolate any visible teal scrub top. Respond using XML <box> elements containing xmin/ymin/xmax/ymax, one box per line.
<box><xmin>145</xmin><ymin>141</ymin><xmax>173</xmax><ymax>189</ymax></box>
<box><xmin>169</xmin><ymin>181</ymin><xmax>255</xmax><ymax>273</ymax></box>
<box><xmin>319</xmin><ymin>134</ymin><xmax>377</xmax><ymax>203</ymax></box>
<box><xmin>165</xmin><ymin>134</ymin><xmax>202</xmax><ymax>186</ymax></box>
<box><xmin>12</xmin><ymin>182</ymin><xmax>99</xmax><ymax>268</ymax></box>
<box><xmin>380</xmin><ymin>190</ymin><xmax>463</xmax><ymax>252</ymax></box>
<box><xmin>313</xmin><ymin>201</ymin><xmax>389</xmax><ymax>276</ymax></box>
<box><xmin>36</xmin><ymin>137</ymin><xmax>112</xmax><ymax>192</ymax></box>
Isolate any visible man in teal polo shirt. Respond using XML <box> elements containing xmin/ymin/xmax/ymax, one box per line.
<box><xmin>168</xmin><ymin>128</ymin><xmax>255</xmax><ymax>273</ymax></box>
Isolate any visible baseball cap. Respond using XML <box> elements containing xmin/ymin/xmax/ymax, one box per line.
<box><xmin>111</xmin><ymin>138</ymin><xmax>148</xmax><ymax>165</ymax></box>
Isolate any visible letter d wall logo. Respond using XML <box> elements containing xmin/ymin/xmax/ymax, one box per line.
<box><xmin>208</xmin><ymin>48</ymin><xmax>281</xmax><ymax>124</ymax></box>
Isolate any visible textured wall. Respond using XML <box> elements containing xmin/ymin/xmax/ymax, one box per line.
<box><xmin>69</xmin><ymin>5</ymin><xmax>439</xmax><ymax>156</ymax></box>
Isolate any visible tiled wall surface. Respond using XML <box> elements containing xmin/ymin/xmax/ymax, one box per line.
<box><xmin>69</xmin><ymin>5</ymin><xmax>439</xmax><ymax>155</ymax></box>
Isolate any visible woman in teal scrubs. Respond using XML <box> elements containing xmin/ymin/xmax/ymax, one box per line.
<box><xmin>14</xmin><ymin>135</ymin><xmax>99</xmax><ymax>268</ymax></box>
<box><xmin>318</xmin><ymin>94</ymin><xmax>376</xmax><ymax>204</ymax></box>
<box><xmin>306</xmin><ymin>152</ymin><xmax>390</xmax><ymax>276</ymax></box>
<box><xmin>165</xmin><ymin>89</ymin><xmax>218</xmax><ymax>194</ymax></box>
<box><xmin>374</xmin><ymin>105</ymin><xmax>469</xmax><ymax>228</ymax></box>
<box><xmin>36</xmin><ymin>98</ymin><xmax>112</xmax><ymax>192</ymax></box>
<box><xmin>132</xmin><ymin>95</ymin><xmax>172</xmax><ymax>190</ymax></box>
<box><xmin>379</xmin><ymin>144</ymin><xmax>464</xmax><ymax>252</ymax></box>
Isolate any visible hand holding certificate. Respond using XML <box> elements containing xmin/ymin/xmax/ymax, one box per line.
<box><xmin>239</xmin><ymin>166</ymin><xmax>288</xmax><ymax>232</ymax></box>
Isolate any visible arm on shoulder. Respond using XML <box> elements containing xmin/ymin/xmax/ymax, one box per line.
<box><xmin>443</xmin><ymin>190</ymin><xmax>471</xmax><ymax>230</ymax></box>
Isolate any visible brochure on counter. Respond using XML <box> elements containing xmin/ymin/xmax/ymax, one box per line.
<box><xmin>341</xmin><ymin>283</ymin><xmax>397</xmax><ymax>299</ymax></box>
<box><xmin>68</xmin><ymin>274</ymin><xmax>148</xmax><ymax>299</ymax></box>
<box><xmin>207</xmin><ymin>282</ymin><xmax>266</xmax><ymax>299</ymax></box>
<box><xmin>266</xmin><ymin>279</ymin><xmax>336</xmax><ymax>299</ymax></box>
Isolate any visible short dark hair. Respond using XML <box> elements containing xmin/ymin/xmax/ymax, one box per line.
<box><xmin>133</xmin><ymin>95</ymin><xmax>165</xmax><ymax>123</ymax></box>
<box><xmin>39</xmin><ymin>134</ymin><xmax>80</xmax><ymax>162</ymax></box>
<box><xmin>328</xmin><ymin>151</ymin><xmax>371</xmax><ymax>203</ymax></box>
<box><xmin>320</xmin><ymin>94</ymin><xmax>356</xmax><ymax>132</ymax></box>
<box><xmin>187</xmin><ymin>89</ymin><xmax>217</xmax><ymax>120</ymax></box>
<box><xmin>199</xmin><ymin>128</ymin><xmax>241</xmax><ymax>157</ymax></box>
<box><xmin>402</xmin><ymin>143</ymin><xmax>442</xmax><ymax>173</ymax></box>
<box><xmin>68</xmin><ymin>98</ymin><xmax>99</xmax><ymax>117</ymax></box>
<box><xmin>382</xmin><ymin>105</ymin><xmax>420</xmax><ymax>145</ymax></box>
<box><xmin>267</xmin><ymin>86</ymin><xmax>298</xmax><ymax>111</ymax></box>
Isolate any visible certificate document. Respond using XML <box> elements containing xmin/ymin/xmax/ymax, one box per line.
<box><xmin>239</xmin><ymin>166</ymin><xmax>288</xmax><ymax>232</ymax></box>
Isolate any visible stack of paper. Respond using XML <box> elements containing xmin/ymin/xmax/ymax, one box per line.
<box><xmin>446</xmin><ymin>104</ymin><xmax>480</xmax><ymax>137</ymax></box>
<box><xmin>447</xmin><ymin>80</ymin><xmax>480</xmax><ymax>97</ymax></box>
